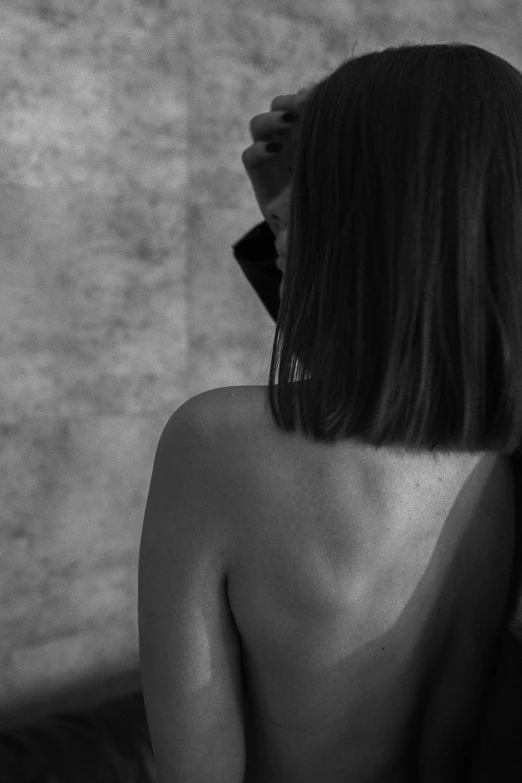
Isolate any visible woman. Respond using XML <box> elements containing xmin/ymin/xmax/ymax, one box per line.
<box><xmin>138</xmin><ymin>42</ymin><xmax>522</xmax><ymax>782</ymax></box>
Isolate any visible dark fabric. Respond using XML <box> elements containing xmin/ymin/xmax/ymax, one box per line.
<box><xmin>232</xmin><ymin>220</ymin><xmax>282</xmax><ymax>323</ymax></box>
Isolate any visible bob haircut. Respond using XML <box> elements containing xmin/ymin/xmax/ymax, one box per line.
<box><xmin>266</xmin><ymin>41</ymin><xmax>522</xmax><ymax>456</ymax></box>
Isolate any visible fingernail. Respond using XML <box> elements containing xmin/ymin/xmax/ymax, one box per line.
<box><xmin>281</xmin><ymin>111</ymin><xmax>299</xmax><ymax>123</ymax></box>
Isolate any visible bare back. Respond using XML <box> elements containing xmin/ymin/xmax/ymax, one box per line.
<box><xmin>217</xmin><ymin>385</ymin><xmax>516</xmax><ymax>782</ymax></box>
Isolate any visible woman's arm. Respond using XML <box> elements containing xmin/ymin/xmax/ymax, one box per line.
<box><xmin>465</xmin><ymin>451</ymin><xmax>522</xmax><ymax>780</ymax></box>
<box><xmin>465</xmin><ymin>630</ymin><xmax>522</xmax><ymax>782</ymax></box>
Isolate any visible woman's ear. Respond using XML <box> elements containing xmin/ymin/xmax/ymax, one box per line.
<box><xmin>266</xmin><ymin>183</ymin><xmax>291</xmax><ymax>239</ymax></box>
<box><xmin>275</xmin><ymin>227</ymin><xmax>288</xmax><ymax>263</ymax></box>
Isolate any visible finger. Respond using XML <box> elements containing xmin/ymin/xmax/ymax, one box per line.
<box><xmin>271</xmin><ymin>87</ymin><xmax>313</xmax><ymax>110</ymax></box>
<box><xmin>249</xmin><ymin>108</ymin><xmax>298</xmax><ymax>143</ymax></box>
<box><xmin>241</xmin><ymin>139</ymin><xmax>288</xmax><ymax>170</ymax></box>
<box><xmin>249</xmin><ymin>87</ymin><xmax>313</xmax><ymax>139</ymax></box>
<box><xmin>270</xmin><ymin>93</ymin><xmax>302</xmax><ymax>110</ymax></box>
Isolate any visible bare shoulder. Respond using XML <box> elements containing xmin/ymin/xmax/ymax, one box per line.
<box><xmin>172</xmin><ymin>383</ymin><xmax>267</xmax><ymax>479</ymax></box>
<box><xmin>180</xmin><ymin>384</ymin><xmax>261</xmax><ymax>419</ymax></box>
<box><xmin>178</xmin><ymin>385</ymin><xmax>267</xmax><ymax>441</ymax></box>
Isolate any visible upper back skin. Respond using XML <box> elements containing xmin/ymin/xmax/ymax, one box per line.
<box><xmin>209</xmin><ymin>384</ymin><xmax>516</xmax><ymax>783</ymax></box>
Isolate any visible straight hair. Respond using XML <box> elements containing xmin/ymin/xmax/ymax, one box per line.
<box><xmin>266</xmin><ymin>41</ymin><xmax>522</xmax><ymax>456</ymax></box>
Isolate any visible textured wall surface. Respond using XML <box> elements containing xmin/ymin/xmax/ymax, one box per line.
<box><xmin>0</xmin><ymin>0</ymin><xmax>520</xmax><ymax>719</ymax></box>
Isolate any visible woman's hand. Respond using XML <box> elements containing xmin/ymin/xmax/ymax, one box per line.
<box><xmin>242</xmin><ymin>88</ymin><xmax>311</xmax><ymax>242</ymax></box>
